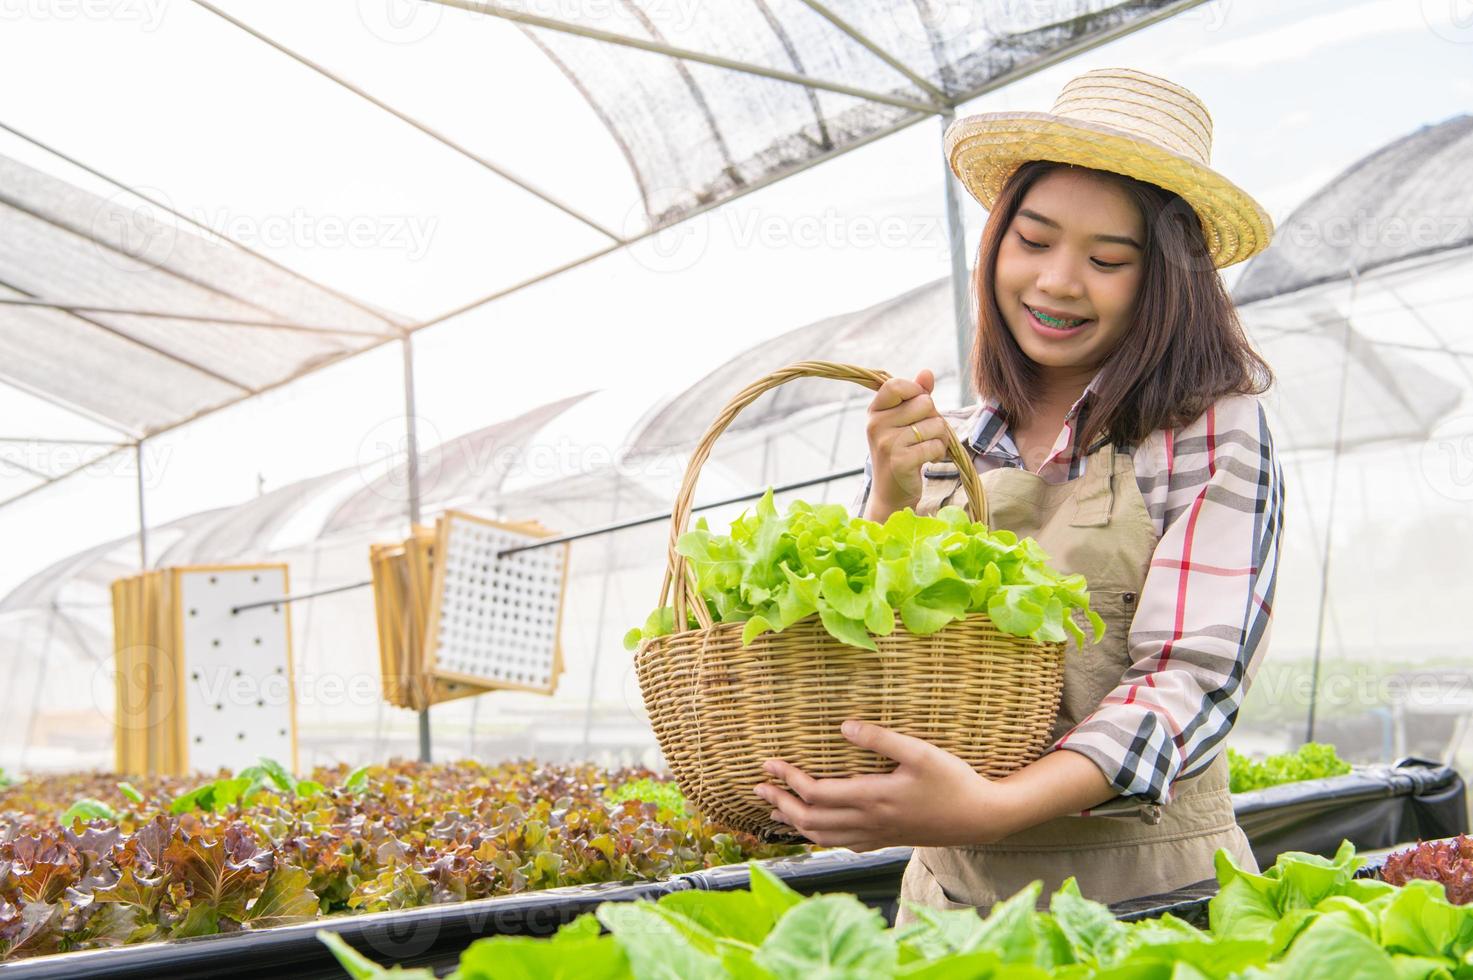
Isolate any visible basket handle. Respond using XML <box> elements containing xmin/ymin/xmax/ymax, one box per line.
<box><xmin>654</xmin><ymin>360</ymin><xmax>988</xmax><ymax>633</ymax></box>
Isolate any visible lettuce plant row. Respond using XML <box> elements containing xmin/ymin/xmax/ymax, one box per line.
<box><xmin>325</xmin><ymin>839</ymin><xmax>1473</xmax><ymax>979</ymax></box>
<box><xmin>1226</xmin><ymin>743</ymin><xmax>1352</xmax><ymax>794</ymax></box>
<box><xmin>626</xmin><ymin>490</ymin><xmax>1107</xmax><ymax>653</ymax></box>
<box><xmin>0</xmin><ymin>760</ymin><xmax>801</xmax><ymax>961</ymax></box>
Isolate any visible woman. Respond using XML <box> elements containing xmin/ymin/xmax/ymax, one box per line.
<box><xmin>754</xmin><ymin>68</ymin><xmax>1285</xmax><ymax>920</ymax></box>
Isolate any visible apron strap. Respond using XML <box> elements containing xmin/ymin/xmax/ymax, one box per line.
<box><xmin>1069</xmin><ymin>440</ymin><xmax>1116</xmax><ymax>528</ymax></box>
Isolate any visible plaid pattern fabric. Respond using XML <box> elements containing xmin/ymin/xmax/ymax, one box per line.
<box><xmin>851</xmin><ymin>383</ymin><xmax>1284</xmax><ymax>808</ymax></box>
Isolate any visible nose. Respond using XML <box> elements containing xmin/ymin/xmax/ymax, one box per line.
<box><xmin>1035</xmin><ymin>251</ymin><xmax>1085</xmax><ymax>300</ymax></box>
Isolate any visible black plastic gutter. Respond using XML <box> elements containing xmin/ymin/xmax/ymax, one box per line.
<box><xmin>0</xmin><ymin>847</ymin><xmax>914</xmax><ymax>980</ymax></box>
<box><xmin>3</xmin><ymin>761</ymin><xmax>1463</xmax><ymax>978</ymax></box>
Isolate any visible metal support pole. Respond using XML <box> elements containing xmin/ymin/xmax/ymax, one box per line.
<box><xmin>939</xmin><ymin>110</ymin><xmax>974</xmax><ymax>409</ymax></box>
<box><xmin>402</xmin><ymin>336</ymin><xmax>431</xmax><ymax>763</ymax></box>
<box><xmin>1306</xmin><ymin>269</ymin><xmax>1359</xmax><ymax>745</ymax></box>
<box><xmin>581</xmin><ymin>475</ymin><xmax>622</xmax><ymax>759</ymax></box>
<box><xmin>135</xmin><ymin>441</ymin><xmax>149</xmax><ymax>568</ymax></box>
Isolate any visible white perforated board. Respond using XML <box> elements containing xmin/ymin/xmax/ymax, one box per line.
<box><xmin>424</xmin><ymin>511</ymin><xmax>567</xmax><ymax>694</ymax></box>
<box><xmin>175</xmin><ymin>565</ymin><xmax>298</xmax><ymax>773</ymax></box>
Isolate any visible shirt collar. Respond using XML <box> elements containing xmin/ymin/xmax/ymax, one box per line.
<box><xmin>1065</xmin><ymin>369</ymin><xmax>1106</xmax><ymax>420</ymax></box>
<box><xmin>965</xmin><ymin>369</ymin><xmax>1105</xmax><ymax>457</ymax></box>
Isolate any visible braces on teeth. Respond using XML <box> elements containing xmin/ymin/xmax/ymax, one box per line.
<box><xmin>1028</xmin><ymin>305</ymin><xmax>1089</xmax><ymax>328</ymax></box>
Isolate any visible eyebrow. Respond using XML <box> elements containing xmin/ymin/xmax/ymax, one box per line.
<box><xmin>1017</xmin><ymin>208</ymin><xmax>1143</xmax><ymax>250</ymax></box>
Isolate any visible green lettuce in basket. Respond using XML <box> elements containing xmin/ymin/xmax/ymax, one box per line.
<box><xmin>625</xmin><ymin>488</ymin><xmax>1106</xmax><ymax>653</ymax></box>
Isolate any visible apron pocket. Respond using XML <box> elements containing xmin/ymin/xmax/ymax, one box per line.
<box><xmin>899</xmin><ymin>849</ymin><xmax>988</xmax><ymax>915</ymax></box>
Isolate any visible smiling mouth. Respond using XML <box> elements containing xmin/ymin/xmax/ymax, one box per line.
<box><xmin>1024</xmin><ymin>304</ymin><xmax>1094</xmax><ymax>330</ymax></box>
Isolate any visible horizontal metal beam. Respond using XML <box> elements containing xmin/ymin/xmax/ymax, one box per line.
<box><xmin>0</xmin><ymin>436</ymin><xmax>129</xmax><ymax>447</ymax></box>
<box><xmin>0</xmin><ymin>298</ymin><xmax>399</xmax><ymax>339</ymax></box>
<box><xmin>408</xmin><ymin>3</ymin><xmax>1209</xmax><ymax>335</ymax></box>
<box><xmin>228</xmin><ymin>462</ymin><xmax>868</xmax><ymax>613</ymax></box>
<box><xmin>794</xmin><ymin>0</ymin><xmax>950</xmax><ymax>105</ymax></box>
<box><xmin>0</xmin><ymin>1</ymin><xmax>1210</xmax><ymax>490</ymax></box>
<box><xmin>0</xmin><ymin>444</ymin><xmax>133</xmax><ymax>514</ymax></box>
<box><xmin>0</xmin><ymin>374</ymin><xmax>141</xmax><ymax>440</ymax></box>
<box><xmin>0</xmin><ymin>187</ymin><xmax>341</xmax><ymax>339</ymax></box>
<box><xmin>0</xmin><ymin>120</ymin><xmax>411</xmax><ymax>334</ymax></box>
<box><xmin>111</xmin><ymin>336</ymin><xmax>400</xmax><ymax>444</ymax></box>
<box><xmin>189</xmin><ymin>0</ymin><xmax>622</xmax><ymax>243</ymax></box>
<box><xmin>427</xmin><ymin>0</ymin><xmax>945</xmax><ymax>114</ymax></box>
<box><xmin>0</xmin><ymin>281</ymin><xmax>256</xmax><ymax>394</ymax></box>
<box><xmin>0</xmin><ymin>455</ymin><xmax>51</xmax><ymax>480</ymax></box>
<box><xmin>946</xmin><ymin>0</ymin><xmax>1211</xmax><ymax>110</ymax></box>
<box><xmin>231</xmin><ymin>577</ymin><xmax>372</xmax><ymax>614</ymax></box>
<box><xmin>39</xmin><ymin>100</ymin><xmax>952</xmax><ymax>446</ymax></box>
<box><xmin>413</xmin><ymin>109</ymin><xmax>933</xmax><ymax>331</ymax></box>
<box><xmin>495</xmin><ymin>464</ymin><xmax>864</xmax><ymax>557</ymax></box>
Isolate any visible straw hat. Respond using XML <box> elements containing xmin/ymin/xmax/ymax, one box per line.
<box><xmin>945</xmin><ymin>68</ymin><xmax>1273</xmax><ymax>269</ymax></box>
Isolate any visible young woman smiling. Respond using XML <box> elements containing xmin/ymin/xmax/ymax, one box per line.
<box><xmin>754</xmin><ymin>68</ymin><xmax>1285</xmax><ymax>921</ymax></box>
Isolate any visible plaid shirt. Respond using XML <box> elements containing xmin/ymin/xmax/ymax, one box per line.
<box><xmin>851</xmin><ymin>380</ymin><xmax>1285</xmax><ymax>808</ymax></box>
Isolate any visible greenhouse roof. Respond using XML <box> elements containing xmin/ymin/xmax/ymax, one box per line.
<box><xmin>630</xmin><ymin>276</ymin><xmax>960</xmax><ymax>454</ymax></box>
<box><xmin>1232</xmin><ymin>113</ymin><xmax>1473</xmax><ymax>306</ymax></box>
<box><xmin>0</xmin><ymin>148</ymin><xmax>408</xmax><ymax>505</ymax></box>
<box><xmin>0</xmin><ymin>0</ymin><xmax>1198</xmax><ymax>508</ymax></box>
<box><xmin>322</xmin><ymin>390</ymin><xmax>596</xmax><ymax>536</ymax></box>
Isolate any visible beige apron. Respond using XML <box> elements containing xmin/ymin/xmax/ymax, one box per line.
<box><xmin>894</xmin><ymin>439</ymin><xmax>1258</xmax><ymax>925</ymax></box>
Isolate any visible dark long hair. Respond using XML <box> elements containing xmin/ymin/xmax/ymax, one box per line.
<box><xmin>968</xmin><ymin>160</ymin><xmax>1273</xmax><ymax>449</ymax></box>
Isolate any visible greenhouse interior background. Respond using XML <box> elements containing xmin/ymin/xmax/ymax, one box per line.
<box><xmin>1</xmin><ymin>0</ymin><xmax>1472</xmax><ymax>813</ymax></box>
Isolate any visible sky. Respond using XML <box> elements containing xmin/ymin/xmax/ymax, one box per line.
<box><xmin>1</xmin><ymin>0</ymin><xmax>1472</xmax><ymax>599</ymax></box>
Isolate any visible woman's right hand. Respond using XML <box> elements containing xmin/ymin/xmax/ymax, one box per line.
<box><xmin>864</xmin><ymin>368</ymin><xmax>948</xmax><ymax>515</ymax></box>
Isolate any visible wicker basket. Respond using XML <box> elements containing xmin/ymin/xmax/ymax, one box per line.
<box><xmin>633</xmin><ymin>361</ymin><xmax>1065</xmax><ymax>838</ymax></box>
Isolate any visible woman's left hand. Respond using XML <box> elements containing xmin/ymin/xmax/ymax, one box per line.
<box><xmin>755</xmin><ymin>720</ymin><xmax>1021</xmax><ymax>850</ymax></box>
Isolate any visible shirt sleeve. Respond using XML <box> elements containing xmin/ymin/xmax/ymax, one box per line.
<box><xmin>1055</xmin><ymin>394</ymin><xmax>1286</xmax><ymax>807</ymax></box>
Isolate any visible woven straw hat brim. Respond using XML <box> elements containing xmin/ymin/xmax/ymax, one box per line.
<box><xmin>945</xmin><ymin>111</ymin><xmax>1273</xmax><ymax>269</ymax></box>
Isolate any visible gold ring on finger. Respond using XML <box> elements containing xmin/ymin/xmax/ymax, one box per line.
<box><xmin>910</xmin><ymin>424</ymin><xmax>923</xmax><ymax>444</ymax></box>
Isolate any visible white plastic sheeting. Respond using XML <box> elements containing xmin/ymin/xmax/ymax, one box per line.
<box><xmin>1233</xmin><ymin>114</ymin><xmax>1473</xmax><ymax>305</ymax></box>
<box><xmin>0</xmin><ymin>0</ymin><xmax>1190</xmax><ymax>506</ymax></box>
<box><xmin>6</xmin><ymin>3</ymin><xmax>1473</xmax><ymax>772</ymax></box>
<box><xmin>7</xmin><ymin>240</ymin><xmax>1473</xmax><ymax>771</ymax></box>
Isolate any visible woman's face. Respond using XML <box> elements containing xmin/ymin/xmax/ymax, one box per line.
<box><xmin>994</xmin><ymin>168</ymin><xmax>1146</xmax><ymax>383</ymax></box>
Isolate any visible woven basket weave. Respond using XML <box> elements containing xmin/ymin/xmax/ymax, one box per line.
<box><xmin>633</xmin><ymin>361</ymin><xmax>1065</xmax><ymax>838</ymax></box>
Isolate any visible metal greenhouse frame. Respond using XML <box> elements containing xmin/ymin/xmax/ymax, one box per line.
<box><xmin>0</xmin><ymin>0</ymin><xmax>1211</xmax><ymax>758</ymax></box>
